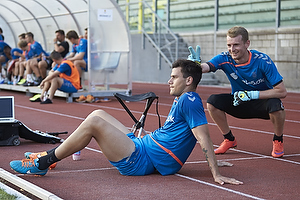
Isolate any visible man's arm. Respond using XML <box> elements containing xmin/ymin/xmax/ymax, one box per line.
<box><xmin>39</xmin><ymin>70</ymin><xmax>60</xmax><ymax>88</ymax></box>
<box><xmin>67</xmin><ymin>52</ymin><xmax>85</xmax><ymax>61</ymax></box>
<box><xmin>65</xmin><ymin>52</ymin><xmax>75</xmax><ymax>59</ymax></box>
<box><xmin>192</xmin><ymin>124</ymin><xmax>243</xmax><ymax>185</ymax></box>
<box><xmin>258</xmin><ymin>81</ymin><xmax>287</xmax><ymax>99</ymax></box>
<box><xmin>201</xmin><ymin>63</ymin><xmax>211</xmax><ymax>73</ymax></box>
<box><xmin>54</xmin><ymin>43</ymin><xmax>66</xmax><ymax>53</ymax></box>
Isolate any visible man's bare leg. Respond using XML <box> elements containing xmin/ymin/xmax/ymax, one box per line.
<box><xmin>55</xmin><ymin>109</ymin><xmax>135</xmax><ymax>162</ymax></box>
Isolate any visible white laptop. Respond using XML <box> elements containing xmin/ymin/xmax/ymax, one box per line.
<box><xmin>0</xmin><ymin>96</ymin><xmax>15</xmax><ymax>123</ymax></box>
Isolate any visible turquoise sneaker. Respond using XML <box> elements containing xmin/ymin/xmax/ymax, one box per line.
<box><xmin>10</xmin><ymin>158</ymin><xmax>48</xmax><ymax>176</ymax></box>
<box><xmin>24</xmin><ymin>151</ymin><xmax>57</xmax><ymax>169</ymax></box>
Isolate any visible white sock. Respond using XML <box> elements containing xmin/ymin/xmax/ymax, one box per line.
<box><xmin>27</xmin><ymin>74</ymin><xmax>34</xmax><ymax>82</ymax></box>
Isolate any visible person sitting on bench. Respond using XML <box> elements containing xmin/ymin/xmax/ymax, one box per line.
<box><xmin>10</xmin><ymin>59</ymin><xmax>243</xmax><ymax>185</ymax></box>
<box><xmin>38</xmin><ymin>50</ymin><xmax>80</xmax><ymax>104</ymax></box>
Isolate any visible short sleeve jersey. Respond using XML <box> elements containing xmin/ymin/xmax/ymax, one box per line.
<box><xmin>11</xmin><ymin>48</ymin><xmax>23</xmax><ymax>59</ymax></box>
<box><xmin>53</xmin><ymin>61</ymin><xmax>72</xmax><ymax>76</ymax></box>
<box><xmin>208</xmin><ymin>50</ymin><xmax>283</xmax><ymax>93</ymax></box>
<box><xmin>142</xmin><ymin>92</ymin><xmax>207</xmax><ymax>175</ymax></box>
<box><xmin>0</xmin><ymin>41</ymin><xmax>10</xmax><ymax>63</ymax></box>
<box><xmin>25</xmin><ymin>41</ymin><xmax>44</xmax><ymax>60</ymax></box>
<box><xmin>58</xmin><ymin>41</ymin><xmax>69</xmax><ymax>58</ymax></box>
<box><xmin>71</xmin><ymin>38</ymin><xmax>87</xmax><ymax>63</ymax></box>
<box><xmin>0</xmin><ymin>41</ymin><xmax>9</xmax><ymax>54</ymax></box>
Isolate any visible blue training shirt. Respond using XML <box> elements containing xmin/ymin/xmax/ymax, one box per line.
<box><xmin>142</xmin><ymin>92</ymin><xmax>207</xmax><ymax>175</ymax></box>
<box><xmin>0</xmin><ymin>41</ymin><xmax>10</xmax><ymax>64</ymax></box>
<box><xmin>25</xmin><ymin>41</ymin><xmax>44</xmax><ymax>60</ymax></box>
<box><xmin>71</xmin><ymin>38</ymin><xmax>88</xmax><ymax>64</ymax></box>
<box><xmin>11</xmin><ymin>48</ymin><xmax>23</xmax><ymax>59</ymax></box>
<box><xmin>53</xmin><ymin>61</ymin><xmax>72</xmax><ymax>76</ymax></box>
<box><xmin>208</xmin><ymin>50</ymin><xmax>283</xmax><ymax>94</ymax></box>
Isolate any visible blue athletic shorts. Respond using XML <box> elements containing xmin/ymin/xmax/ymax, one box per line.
<box><xmin>109</xmin><ymin>133</ymin><xmax>155</xmax><ymax>176</ymax></box>
<box><xmin>58</xmin><ymin>79</ymin><xmax>78</xmax><ymax>93</ymax></box>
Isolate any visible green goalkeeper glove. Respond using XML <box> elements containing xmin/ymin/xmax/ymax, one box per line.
<box><xmin>233</xmin><ymin>91</ymin><xmax>260</xmax><ymax>106</ymax></box>
<box><xmin>187</xmin><ymin>45</ymin><xmax>201</xmax><ymax>64</ymax></box>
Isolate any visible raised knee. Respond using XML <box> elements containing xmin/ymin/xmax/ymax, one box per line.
<box><xmin>85</xmin><ymin>113</ymin><xmax>105</xmax><ymax>128</ymax></box>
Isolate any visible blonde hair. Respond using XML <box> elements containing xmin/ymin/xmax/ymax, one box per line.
<box><xmin>18</xmin><ymin>40</ymin><xmax>28</xmax><ymax>48</ymax></box>
<box><xmin>227</xmin><ymin>26</ymin><xmax>249</xmax><ymax>43</ymax></box>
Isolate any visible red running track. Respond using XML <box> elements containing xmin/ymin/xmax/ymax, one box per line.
<box><xmin>0</xmin><ymin>82</ymin><xmax>299</xmax><ymax>199</ymax></box>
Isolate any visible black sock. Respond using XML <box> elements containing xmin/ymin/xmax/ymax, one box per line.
<box><xmin>37</xmin><ymin>150</ymin><xmax>60</xmax><ymax>170</ymax></box>
<box><xmin>223</xmin><ymin>130</ymin><xmax>235</xmax><ymax>141</ymax></box>
<box><xmin>46</xmin><ymin>146</ymin><xmax>58</xmax><ymax>154</ymax></box>
<box><xmin>273</xmin><ymin>134</ymin><xmax>283</xmax><ymax>142</ymax></box>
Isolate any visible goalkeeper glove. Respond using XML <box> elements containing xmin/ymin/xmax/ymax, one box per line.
<box><xmin>187</xmin><ymin>45</ymin><xmax>201</xmax><ymax>64</ymax></box>
<box><xmin>233</xmin><ymin>91</ymin><xmax>259</xmax><ymax>106</ymax></box>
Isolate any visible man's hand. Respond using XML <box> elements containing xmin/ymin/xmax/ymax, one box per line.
<box><xmin>187</xmin><ymin>45</ymin><xmax>201</xmax><ymax>64</ymax></box>
<box><xmin>214</xmin><ymin>174</ymin><xmax>244</xmax><ymax>185</ymax></box>
<box><xmin>233</xmin><ymin>91</ymin><xmax>259</xmax><ymax>106</ymax></box>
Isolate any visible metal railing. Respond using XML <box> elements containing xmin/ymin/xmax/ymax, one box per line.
<box><xmin>119</xmin><ymin>0</ymin><xmax>178</xmax><ymax>68</ymax></box>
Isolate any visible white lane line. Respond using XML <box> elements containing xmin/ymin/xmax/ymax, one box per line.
<box><xmin>186</xmin><ymin>153</ymin><xmax>300</xmax><ymax>165</ymax></box>
<box><xmin>209</xmin><ymin>123</ymin><xmax>300</xmax><ymax>140</ymax></box>
<box><xmin>17</xmin><ymin>167</ymin><xmax>117</xmax><ymax>175</ymax></box>
<box><xmin>16</xmin><ymin>105</ymin><xmax>85</xmax><ymax>121</ymax></box>
<box><xmin>16</xmin><ymin>104</ymin><xmax>300</xmax><ymax>140</ymax></box>
<box><xmin>175</xmin><ymin>174</ymin><xmax>265</xmax><ymax>200</ymax></box>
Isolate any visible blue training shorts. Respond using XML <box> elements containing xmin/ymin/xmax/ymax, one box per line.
<box><xmin>109</xmin><ymin>133</ymin><xmax>155</xmax><ymax>176</ymax></box>
<box><xmin>58</xmin><ymin>79</ymin><xmax>78</xmax><ymax>93</ymax></box>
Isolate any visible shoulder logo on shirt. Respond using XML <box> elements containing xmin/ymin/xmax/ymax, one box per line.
<box><xmin>188</xmin><ymin>96</ymin><xmax>195</xmax><ymax>102</ymax></box>
<box><xmin>186</xmin><ymin>92</ymin><xmax>196</xmax><ymax>102</ymax></box>
<box><xmin>253</xmin><ymin>53</ymin><xmax>272</xmax><ymax>64</ymax></box>
<box><xmin>166</xmin><ymin>115</ymin><xmax>174</xmax><ymax>123</ymax></box>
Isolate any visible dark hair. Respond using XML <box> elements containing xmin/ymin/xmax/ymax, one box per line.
<box><xmin>0</xmin><ymin>27</ymin><xmax>2</xmax><ymax>33</ymax></box>
<box><xmin>26</xmin><ymin>32</ymin><xmax>34</xmax><ymax>39</ymax></box>
<box><xmin>66</xmin><ymin>30</ymin><xmax>79</xmax><ymax>40</ymax></box>
<box><xmin>55</xmin><ymin>29</ymin><xmax>65</xmax><ymax>36</ymax></box>
<box><xmin>172</xmin><ymin>59</ymin><xmax>202</xmax><ymax>88</ymax></box>
<box><xmin>227</xmin><ymin>26</ymin><xmax>249</xmax><ymax>43</ymax></box>
<box><xmin>50</xmin><ymin>50</ymin><xmax>62</xmax><ymax>60</ymax></box>
<box><xmin>18</xmin><ymin>33</ymin><xmax>26</xmax><ymax>39</ymax></box>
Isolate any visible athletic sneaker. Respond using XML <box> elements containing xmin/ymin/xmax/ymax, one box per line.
<box><xmin>86</xmin><ymin>95</ymin><xmax>95</xmax><ymax>103</ymax></box>
<box><xmin>29</xmin><ymin>94</ymin><xmax>42</xmax><ymax>102</ymax></box>
<box><xmin>17</xmin><ymin>78</ymin><xmax>26</xmax><ymax>85</ymax></box>
<box><xmin>10</xmin><ymin>158</ymin><xmax>48</xmax><ymax>176</ymax></box>
<box><xmin>75</xmin><ymin>95</ymin><xmax>86</xmax><ymax>103</ymax></box>
<box><xmin>24</xmin><ymin>151</ymin><xmax>57</xmax><ymax>169</ymax></box>
<box><xmin>23</xmin><ymin>81</ymin><xmax>39</xmax><ymax>86</ymax></box>
<box><xmin>214</xmin><ymin>139</ymin><xmax>237</xmax><ymax>154</ymax></box>
<box><xmin>272</xmin><ymin>140</ymin><xmax>284</xmax><ymax>158</ymax></box>
<box><xmin>40</xmin><ymin>98</ymin><xmax>53</xmax><ymax>104</ymax></box>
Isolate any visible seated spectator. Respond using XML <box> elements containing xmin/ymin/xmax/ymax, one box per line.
<box><xmin>0</xmin><ymin>41</ymin><xmax>12</xmax><ymax>83</ymax></box>
<box><xmin>65</xmin><ymin>30</ymin><xmax>87</xmax><ymax>88</ymax></box>
<box><xmin>6</xmin><ymin>33</ymin><xmax>26</xmax><ymax>84</ymax></box>
<box><xmin>6</xmin><ymin>47</ymin><xmax>23</xmax><ymax>84</ymax></box>
<box><xmin>38</xmin><ymin>51</ymin><xmax>80</xmax><ymax>104</ymax></box>
<box><xmin>22</xmin><ymin>32</ymin><xmax>48</xmax><ymax>86</ymax></box>
<box><xmin>79</xmin><ymin>27</ymin><xmax>88</xmax><ymax>39</ymax></box>
<box><xmin>18</xmin><ymin>33</ymin><xmax>25</xmax><ymax>41</ymax></box>
<box><xmin>38</xmin><ymin>29</ymin><xmax>69</xmax><ymax>79</ymax></box>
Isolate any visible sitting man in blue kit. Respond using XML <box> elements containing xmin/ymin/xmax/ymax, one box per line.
<box><xmin>10</xmin><ymin>59</ymin><xmax>242</xmax><ymax>186</ymax></box>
